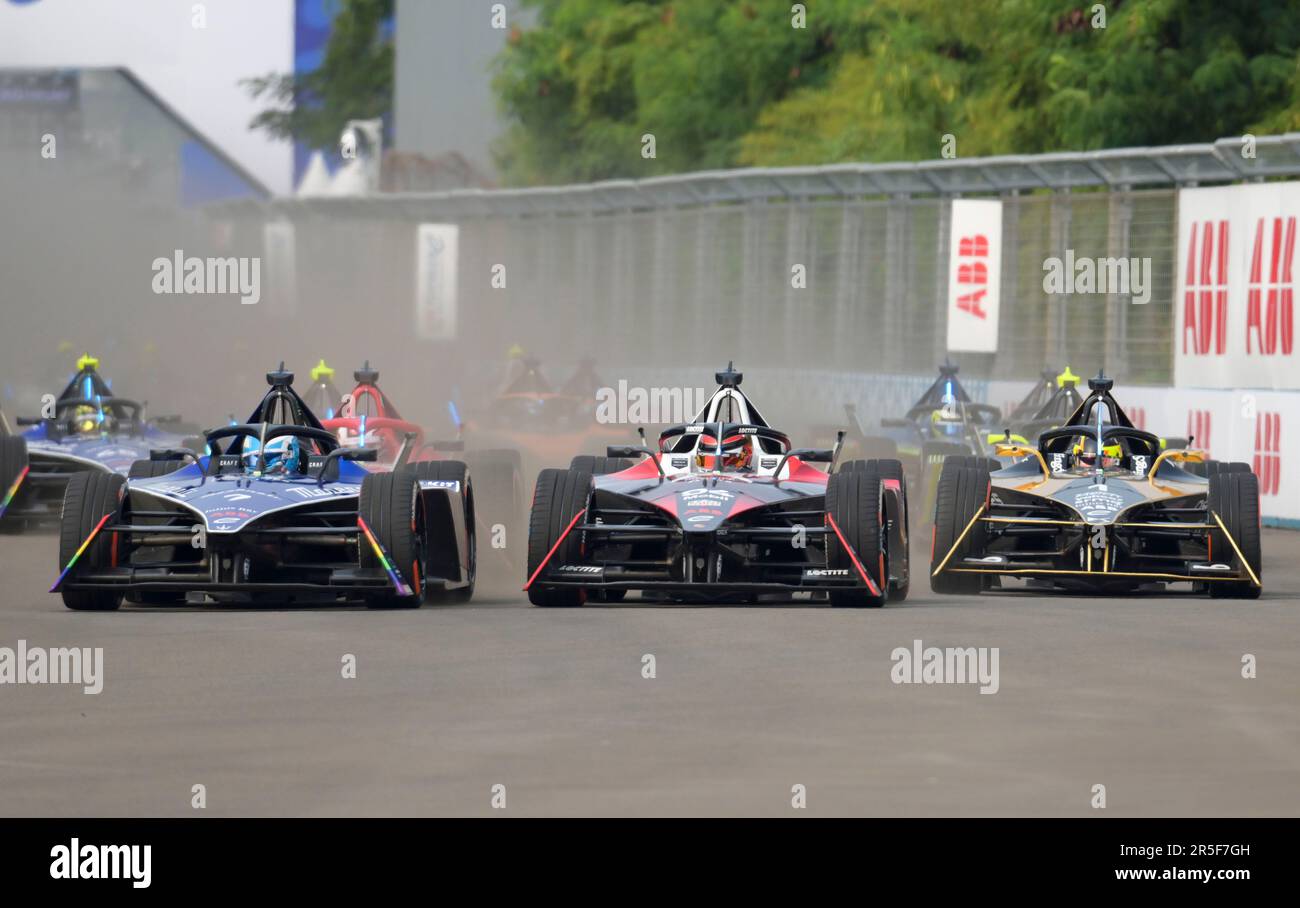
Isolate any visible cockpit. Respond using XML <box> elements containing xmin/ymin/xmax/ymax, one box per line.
<box><xmin>660</xmin><ymin>377</ymin><xmax>790</xmax><ymax>476</ymax></box>
<box><xmin>1039</xmin><ymin>424</ymin><xmax>1162</xmax><ymax>477</ymax></box>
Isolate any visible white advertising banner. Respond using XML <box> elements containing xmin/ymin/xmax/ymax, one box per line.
<box><xmin>415</xmin><ymin>223</ymin><xmax>459</xmax><ymax>340</ymax></box>
<box><xmin>1175</xmin><ymin>183</ymin><xmax>1300</xmax><ymax>389</ymax></box>
<box><xmin>946</xmin><ymin>199</ymin><xmax>1003</xmax><ymax>353</ymax></box>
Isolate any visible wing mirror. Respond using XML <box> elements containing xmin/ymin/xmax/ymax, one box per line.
<box><xmin>149</xmin><ymin>448</ymin><xmax>200</xmax><ymax>465</ymax></box>
<box><xmin>319</xmin><ymin>446</ymin><xmax>378</xmax><ymax>481</ymax></box>
<box><xmin>606</xmin><ymin>445</ymin><xmax>663</xmax><ymax>477</ymax></box>
<box><xmin>773</xmin><ymin>447</ymin><xmax>833</xmax><ymax>479</ymax></box>
<box><xmin>792</xmin><ymin>448</ymin><xmax>834</xmax><ymax>463</ymax></box>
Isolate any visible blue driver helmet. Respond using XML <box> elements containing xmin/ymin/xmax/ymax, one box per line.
<box><xmin>242</xmin><ymin>436</ymin><xmax>301</xmax><ymax>474</ymax></box>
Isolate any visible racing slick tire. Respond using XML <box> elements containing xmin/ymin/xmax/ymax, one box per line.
<box><xmin>929</xmin><ymin>465</ymin><xmax>989</xmax><ymax>595</ymax></box>
<box><xmin>870</xmin><ymin>458</ymin><xmax>910</xmax><ymax>602</ymax></box>
<box><xmin>825</xmin><ymin>467</ymin><xmax>888</xmax><ymax>608</ymax></box>
<box><xmin>526</xmin><ymin>468</ymin><xmax>592</xmax><ymax>607</ymax></box>
<box><xmin>359</xmin><ymin>468</ymin><xmax>428</xmax><ymax>609</ymax></box>
<box><xmin>837</xmin><ymin>459</ymin><xmax>909</xmax><ymax>599</ymax></box>
<box><xmin>1188</xmin><ymin>459</ymin><xmax>1249</xmax><ymax>478</ymax></box>
<box><xmin>569</xmin><ymin>455</ymin><xmax>633</xmax><ymax>475</ymax></box>
<box><xmin>414</xmin><ymin>460</ymin><xmax>476</xmax><ymax>604</ymax></box>
<box><xmin>127</xmin><ymin>458</ymin><xmax>187</xmax><ymax>479</ymax></box>
<box><xmin>58</xmin><ymin>471</ymin><xmax>125</xmax><ymax>611</ymax></box>
<box><xmin>1208</xmin><ymin>470</ymin><xmax>1262</xmax><ymax>600</ymax></box>
<box><xmin>942</xmin><ymin>455</ymin><xmax>999</xmax><ymax>474</ymax></box>
<box><xmin>0</xmin><ymin>435</ymin><xmax>28</xmax><ymax>529</ymax></box>
<box><xmin>918</xmin><ymin>441</ymin><xmax>968</xmax><ymax>527</ymax></box>
<box><xmin>463</xmin><ymin>449</ymin><xmax>519</xmax><ymax>574</ymax></box>
<box><xmin>840</xmin><ymin>457</ymin><xmax>905</xmax><ymax>476</ymax></box>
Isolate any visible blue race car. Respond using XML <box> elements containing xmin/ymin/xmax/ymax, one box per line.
<box><xmin>50</xmin><ymin>364</ymin><xmax>476</xmax><ymax>610</ymax></box>
<box><xmin>0</xmin><ymin>355</ymin><xmax>194</xmax><ymax>530</ymax></box>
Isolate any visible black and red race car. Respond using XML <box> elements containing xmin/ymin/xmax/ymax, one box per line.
<box><xmin>320</xmin><ymin>362</ymin><xmax>523</xmax><ymax>567</ymax></box>
<box><xmin>523</xmin><ymin>364</ymin><xmax>911</xmax><ymax>607</ymax></box>
<box><xmin>465</xmin><ymin>356</ymin><xmax>630</xmax><ymax>480</ymax></box>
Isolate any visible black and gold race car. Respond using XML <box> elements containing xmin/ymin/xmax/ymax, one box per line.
<box><xmin>930</xmin><ymin>374</ymin><xmax>1261</xmax><ymax>598</ymax></box>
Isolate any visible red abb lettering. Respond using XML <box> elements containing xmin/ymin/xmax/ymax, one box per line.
<box><xmin>955</xmin><ymin>234</ymin><xmax>989</xmax><ymax>320</ymax></box>
<box><xmin>1183</xmin><ymin>220</ymin><xmax>1229</xmax><ymax>356</ymax></box>
<box><xmin>1247</xmin><ymin>216</ymin><xmax>1295</xmax><ymax>356</ymax></box>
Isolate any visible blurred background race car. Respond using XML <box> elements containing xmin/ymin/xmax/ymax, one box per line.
<box><xmin>0</xmin><ymin>355</ymin><xmax>197</xmax><ymax>531</ymax></box>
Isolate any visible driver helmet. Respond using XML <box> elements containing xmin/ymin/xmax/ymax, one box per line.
<box><xmin>1072</xmin><ymin>436</ymin><xmax>1122</xmax><ymax>470</ymax></box>
<box><xmin>695</xmin><ymin>433</ymin><xmax>753</xmax><ymax>471</ymax></box>
<box><xmin>71</xmin><ymin>405</ymin><xmax>99</xmax><ymax>434</ymax></box>
<box><xmin>930</xmin><ymin>408</ymin><xmax>965</xmax><ymax>439</ymax></box>
<box><xmin>242</xmin><ymin>436</ymin><xmax>301</xmax><ymax>474</ymax></box>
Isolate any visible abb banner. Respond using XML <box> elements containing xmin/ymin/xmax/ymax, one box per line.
<box><xmin>946</xmin><ymin>199</ymin><xmax>1003</xmax><ymax>353</ymax></box>
<box><xmin>1176</xmin><ymin>183</ymin><xmax>1300</xmax><ymax>389</ymax></box>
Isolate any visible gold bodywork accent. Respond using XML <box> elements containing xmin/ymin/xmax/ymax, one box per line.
<box><xmin>947</xmin><ymin>567</ymin><xmax>1246</xmax><ymax>582</ymax></box>
<box><xmin>1209</xmin><ymin>510</ymin><xmax>1262</xmax><ymax>587</ymax></box>
<box><xmin>930</xmin><ymin>504</ymin><xmax>987</xmax><ymax>577</ymax></box>
<box><xmin>994</xmin><ymin>444</ymin><xmax>1051</xmax><ymax>490</ymax></box>
<box><xmin>982</xmin><ymin>516</ymin><xmax>1082</xmax><ymax>526</ymax></box>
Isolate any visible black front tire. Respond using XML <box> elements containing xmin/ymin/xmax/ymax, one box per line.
<box><xmin>930</xmin><ymin>465</ymin><xmax>989</xmax><ymax>595</ymax></box>
<box><xmin>127</xmin><ymin>458</ymin><xmax>187</xmax><ymax>479</ymax></box>
<box><xmin>58</xmin><ymin>471</ymin><xmax>125</xmax><ymax>611</ymax></box>
<box><xmin>825</xmin><ymin>467</ymin><xmax>888</xmax><ymax>607</ymax></box>
<box><xmin>526</xmin><ymin>468</ymin><xmax>592</xmax><ymax>607</ymax></box>
<box><xmin>359</xmin><ymin>468</ymin><xmax>427</xmax><ymax>609</ymax></box>
<box><xmin>943</xmin><ymin>455</ymin><xmax>999</xmax><ymax>474</ymax></box>
<box><xmin>0</xmin><ymin>435</ymin><xmax>28</xmax><ymax>530</ymax></box>
<box><xmin>569</xmin><ymin>455</ymin><xmax>632</xmax><ymax>475</ymax></box>
<box><xmin>1208</xmin><ymin>469</ymin><xmax>1262</xmax><ymax>599</ymax></box>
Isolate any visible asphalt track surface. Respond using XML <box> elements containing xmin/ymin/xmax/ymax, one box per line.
<box><xmin>1</xmin><ymin>527</ymin><xmax>1297</xmax><ymax>817</ymax></box>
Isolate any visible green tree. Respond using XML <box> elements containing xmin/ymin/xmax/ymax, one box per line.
<box><xmin>493</xmin><ymin>0</ymin><xmax>869</xmax><ymax>184</ymax></box>
<box><xmin>494</xmin><ymin>0</ymin><xmax>1300</xmax><ymax>184</ymax></box>
<box><xmin>244</xmin><ymin>0</ymin><xmax>394</xmax><ymax>150</ymax></box>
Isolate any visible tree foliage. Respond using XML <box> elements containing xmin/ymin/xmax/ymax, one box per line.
<box><xmin>245</xmin><ymin>0</ymin><xmax>394</xmax><ymax>150</ymax></box>
<box><xmin>493</xmin><ymin>0</ymin><xmax>1300</xmax><ymax>184</ymax></box>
